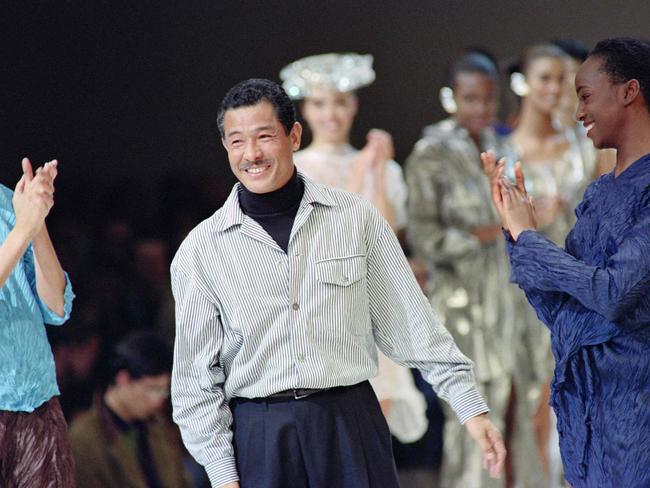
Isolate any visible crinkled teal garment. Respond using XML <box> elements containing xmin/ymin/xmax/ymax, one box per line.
<box><xmin>0</xmin><ymin>184</ymin><xmax>74</xmax><ymax>412</ymax></box>
<box><xmin>505</xmin><ymin>153</ymin><xmax>650</xmax><ymax>488</ymax></box>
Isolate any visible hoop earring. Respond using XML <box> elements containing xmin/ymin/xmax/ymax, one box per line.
<box><xmin>510</xmin><ymin>72</ymin><xmax>530</xmax><ymax>97</ymax></box>
<box><xmin>439</xmin><ymin>86</ymin><xmax>457</xmax><ymax>114</ymax></box>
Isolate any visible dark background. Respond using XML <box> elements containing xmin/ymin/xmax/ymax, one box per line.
<box><xmin>2</xmin><ymin>0</ymin><xmax>648</xmax><ymax>214</ymax></box>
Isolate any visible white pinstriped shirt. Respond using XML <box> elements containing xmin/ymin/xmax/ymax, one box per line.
<box><xmin>170</xmin><ymin>174</ymin><xmax>488</xmax><ymax>487</ymax></box>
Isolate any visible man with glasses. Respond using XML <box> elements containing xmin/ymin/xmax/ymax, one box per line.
<box><xmin>68</xmin><ymin>331</ymin><xmax>192</xmax><ymax>488</ymax></box>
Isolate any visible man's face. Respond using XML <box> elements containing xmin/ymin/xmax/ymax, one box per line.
<box><xmin>222</xmin><ymin>100</ymin><xmax>301</xmax><ymax>194</ymax></box>
<box><xmin>575</xmin><ymin>56</ymin><xmax>624</xmax><ymax>149</ymax></box>
<box><xmin>121</xmin><ymin>373</ymin><xmax>170</xmax><ymax>420</ymax></box>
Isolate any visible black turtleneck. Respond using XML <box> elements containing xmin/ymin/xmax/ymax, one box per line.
<box><xmin>238</xmin><ymin>168</ymin><xmax>305</xmax><ymax>253</ymax></box>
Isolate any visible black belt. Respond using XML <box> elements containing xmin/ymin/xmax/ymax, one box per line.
<box><xmin>231</xmin><ymin>382</ymin><xmax>368</xmax><ymax>405</ymax></box>
<box><xmin>266</xmin><ymin>387</ymin><xmax>330</xmax><ymax>400</ymax></box>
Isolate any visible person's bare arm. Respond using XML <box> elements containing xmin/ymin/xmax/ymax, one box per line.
<box><xmin>22</xmin><ymin>159</ymin><xmax>66</xmax><ymax>316</ymax></box>
<box><xmin>0</xmin><ymin>158</ymin><xmax>57</xmax><ymax>290</ymax></box>
<box><xmin>33</xmin><ymin>223</ymin><xmax>66</xmax><ymax>317</ymax></box>
<box><xmin>0</xmin><ymin>227</ymin><xmax>32</xmax><ymax>289</ymax></box>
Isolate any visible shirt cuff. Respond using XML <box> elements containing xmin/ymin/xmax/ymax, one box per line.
<box><xmin>509</xmin><ymin>230</ymin><xmax>547</xmax><ymax>283</ymax></box>
<box><xmin>39</xmin><ymin>272</ymin><xmax>75</xmax><ymax>325</ymax></box>
<box><xmin>448</xmin><ymin>387</ymin><xmax>490</xmax><ymax>425</ymax></box>
<box><xmin>205</xmin><ymin>456</ymin><xmax>239</xmax><ymax>488</ymax></box>
<box><xmin>512</xmin><ymin>229</ymin><xmax>538</xmax><ymax>246</ymax></box>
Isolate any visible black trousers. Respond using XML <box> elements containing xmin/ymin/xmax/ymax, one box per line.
<box><xmin>230</xmin><ymin>381</ymin><xmax>400</xmax><ymax>488</ymax></box>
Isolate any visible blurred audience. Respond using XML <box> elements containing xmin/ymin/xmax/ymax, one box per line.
<box><xmin>68</xmin><ymin>330</ymin><xmax>193</xmax><ymax>488</ymax></box>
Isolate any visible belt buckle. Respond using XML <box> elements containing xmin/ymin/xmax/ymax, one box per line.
<box><xmin>293</xmin><ymin>389</ymin><xmax>310</xmax><ymax>400</ymax></box>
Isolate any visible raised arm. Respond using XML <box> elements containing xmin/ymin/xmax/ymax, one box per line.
<box><xmin>510</xmin><ymin>221</ymin><xmax>650</xmax><ymax>327</ymax></box>
<box><xmin>498</xmin><ymin>161</ymin><xmax>650</xmax><ymax>327</ymax></box>
<box><xmin>1</xmin><ymin>159</ymin><xmax>56</xmax><ymax>289</ymax></box>
<box><xmin>26</xmin><ymin>160</ymin><xmax>68</xmax><ymax>317</ymax></box>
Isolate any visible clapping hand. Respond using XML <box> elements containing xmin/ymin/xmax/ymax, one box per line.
<box><xmin>498</xmin><ymin>161</ymin><xmax>537</xmax><ymax>240</ymax></box>
<box><xmin>480</xmin><ymin>151</ymin><xmax>537</xmax><ymax>240</ymax></box>
<box><xmin>13</xmin><ymin>158</ymin><xmax>58</xmax><ymax>240</ymax></box>
<box><xmin>366</xmin><ymin>129</ymin><xmax>394</xmax><ymax>164</ymax></box>
<box><xmin>348</xmin><ymin>129</ymin><xmax>394</xmax><ymax>194</ymax></box>
<box><xmin>480</xmin><ymin>150</ymin><xmax>508</xmax><ymax>228</ymax></box>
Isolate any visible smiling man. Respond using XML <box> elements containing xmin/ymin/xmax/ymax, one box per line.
<box><xmin>170</xmin><ymin>78</ymin><xmax>505</xmax><ymax>488</ymax></box>
<box><xmin>483</xmin><ymin>37</ymin><xmax>650</xmax><ymax>487</ymax></box>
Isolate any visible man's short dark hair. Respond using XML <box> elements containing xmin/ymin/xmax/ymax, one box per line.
<box><xmin>102</xmin><ymin>331</ymin><xmax>173</xmax><ymax>389</ymax></box>
<box><xmin>217</xmin><ymin>78</ymin><xmax>296</xmax><ymax>138</ymax></box>
<box><xmin>590</xmin><ymin>37</ymin><xmax>650</xmax><ymax>111</ymax></box>
<box><xmin>447</xmin><ymin>50</ymin><xmax>499</xmax><ymax>88</ymax></box>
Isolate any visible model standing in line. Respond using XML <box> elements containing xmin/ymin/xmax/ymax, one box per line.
<box><xmin>406</xmin><ymin>50</ymin><xmax>516</xmax><ymax>488</ymax></box>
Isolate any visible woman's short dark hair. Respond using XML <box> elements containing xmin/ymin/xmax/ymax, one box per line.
<box><xmin>590</xmin><ymin>37</ymin><xmax>650</xmax><ymax>111</ymax></box>
<box><xmin>552</xmin><ymin>38</ymin><xmax>590</xmax><ymax>62</ymax></box>
<box><xmin>217</xmin><ymin>78</ymin><xmax>296</xmax><ymax>137</ymax></box>
<box><xmin>447</xmin><ymin>50</ymin><xmax>499</xmax><ymax>88</ymax></box>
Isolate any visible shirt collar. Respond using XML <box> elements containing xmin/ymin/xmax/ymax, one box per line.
<box><xmin>213</xmin><ymin>171</ymin><xmax>336</xmax><ymax>232</ymax></box>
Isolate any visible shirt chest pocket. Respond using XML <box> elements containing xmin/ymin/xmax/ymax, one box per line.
<box><xmin>313</xmin><ymin>254</ymin><xmax>370</xmax><ymax>337</ymax></box>
<box><xmin>315</xmin><ymin>254</ymin><xmax>367</xmax><ymax>286</ymax></box>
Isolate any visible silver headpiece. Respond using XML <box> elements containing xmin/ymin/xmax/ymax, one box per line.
<box><xmin>279</xmin><ymin>53</ymin><xmax>375</xmax><ymax>100</ymax></box>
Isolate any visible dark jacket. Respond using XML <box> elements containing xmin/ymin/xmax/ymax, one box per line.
<box><xmin>69</xmin><ymin>400</ymin><xmax>192</xmax><ymax>488</ymax></box>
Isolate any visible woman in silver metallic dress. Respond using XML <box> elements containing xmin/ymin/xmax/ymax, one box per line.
<box><xmin>405</xmin><ymin>51</ymin><xmax>514</xmax><ymax>488</ymax></box>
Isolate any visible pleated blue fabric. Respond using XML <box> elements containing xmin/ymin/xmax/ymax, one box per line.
<box><xmin>0</xmin><ymin>184</ymin><xmax>74</xmax><ymax>412</ymax></box>
<box><xmin>506</xmin><ymin>153</ymin><xmax>650</xmax><ymax>488</ymax></box>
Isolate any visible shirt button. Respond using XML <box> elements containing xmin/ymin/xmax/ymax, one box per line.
<box><xmin>292</xmin><ymin>303</ymin><xmax>300</xmax><ymax>311</ymax></box>
<box><xmin>342</xmin><ymin>275</ymin><xmax>349</xmax><ymax>283</ymax></box>
<box><xmin>297</xmin><ymin>354</ymin><xmax>305</xmax><ymax>362</ymax></box>
<box><xmin>294</xmin><ymin>251</ymin><xmax>301</xmax><ymax>257</ymax></box>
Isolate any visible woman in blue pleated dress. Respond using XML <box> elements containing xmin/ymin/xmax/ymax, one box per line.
<box><xmin>482</xmin><ymin>37</ymin><xmax>650</xmax><ymax>488</ymax></box>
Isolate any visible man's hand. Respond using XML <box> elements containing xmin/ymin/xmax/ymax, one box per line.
<box><xmin>12</xmin><ymin>158</ymin><xmax>58</xmax><ymax>240</ymax></box>
<box><xmin>464</xmin><ymin>413</ymin><xmax>506</xmax><ymax>479</ymax></box>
